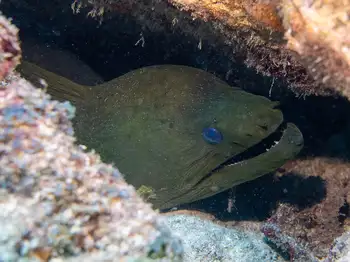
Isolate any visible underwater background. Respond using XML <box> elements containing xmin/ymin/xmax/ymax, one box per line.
<box><xmin>1</xmin><ymin>0</ymin><xmax>350</xmax><ymax>261</ymax></box>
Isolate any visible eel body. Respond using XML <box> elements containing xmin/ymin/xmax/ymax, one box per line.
<box><xmin>18</xmin><ymin>61</ymin><xmax>304</xmax><ymax>209</ymax></box>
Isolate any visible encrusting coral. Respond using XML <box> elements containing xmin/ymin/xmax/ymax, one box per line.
<box><xmin>282</xmin><ymin>0</ymin><xmax>350</xmax><ymax>99</ymax></box>
<box><xmin>0</xmin><ymin>13</ymin><xmax>183</xmax><ymax>261</ymax></box>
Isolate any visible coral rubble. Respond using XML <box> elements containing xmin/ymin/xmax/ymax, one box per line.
<box><xmin>0</xmin><ymin>13</ymin><xmax>183</xmax><ymax>261</ymax></box>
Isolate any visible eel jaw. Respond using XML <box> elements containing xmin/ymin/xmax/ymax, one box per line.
<box><xmin>159</xmin><ymin>122</ymin><xmax>303</xmax><ymax>210</ymax></box>
<box><xmin>196</xmin><ymin>122</ymin><xmax>304</xmax><ymax>190</ymax></box>
<box><xmin>195</xmin><ymin>121</ymin><xmax>302</xmax><ymax>185</ymax></box>
<box><xmin>225</xmin><ymin>122</ymin><xmax>303</xmax><ymax>168</ymax></box>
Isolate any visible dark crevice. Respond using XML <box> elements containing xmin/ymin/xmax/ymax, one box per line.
<box><xmin>338</xmin><ymin>201</ymin><xmax>350</xmax><ymax>225</ymax></box>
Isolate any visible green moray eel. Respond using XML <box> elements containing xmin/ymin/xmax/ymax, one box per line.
<box><xmin>18</xmin><ymin>61</ymin><xmax>304</xmax><ymax>210</ymax></box>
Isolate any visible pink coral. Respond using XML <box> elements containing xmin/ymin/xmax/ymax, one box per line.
<box><xmin>0</xmin><ymin>13</ymin><xmax>21</xmax><ymax>79</ymax></box>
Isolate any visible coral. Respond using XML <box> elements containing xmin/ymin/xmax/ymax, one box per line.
<box><xmin>266</xmin><ymin>158</ymin><xmax>350</xmax><ymax>259</ymax></box>
<box><xmin>0</xmin><ymin>13</ymin><xmax>21</xmax><ymax>80</ymax></box>
<box><xmin>67</xmin><ymin>0</ymin><xmax>318</xmax><ymax>97</ymax></box>
<box><xmin>72</xmin><ymin>0</ymin><xmax>349</xmax><ymax>98</ymax></box>
<box><xmin>243</xmin><ymin>0</ymin><xmax>284</xmax><ymax>32</ymax></box>
<box><xmin>281</xmin><ymin>0</ymin><xmax>350</xmax><ymax>98</ymax></box>
<box><xmin>0</xmin><ymin>13</ymin><xmax>183</xmax><ymax>261</ymax></box>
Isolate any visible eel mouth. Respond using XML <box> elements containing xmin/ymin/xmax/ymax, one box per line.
<box><xmin>194</xmin><ymin>122</ymin><xmax>289</xmax><ymax>186</ymax></box>
<box><xmin>160</xmin><ymin>121</ymin><xmax>302</xmax><ymax>210</ymax></box>
<box><xmin>218</xmin><ymin>122</ymin><xmax>288</xmax><ymax>169</ymax></box>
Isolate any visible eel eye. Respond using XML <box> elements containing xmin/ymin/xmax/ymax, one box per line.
<box><xmin>202</xmin><ymin>127</ymin><xmax>223</xmax><ymax>145</ymax></box>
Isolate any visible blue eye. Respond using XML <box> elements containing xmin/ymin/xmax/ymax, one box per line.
<box><xmin>202</xmin><ymin>127</ymin><xmax>223</xmax><ymax>145</ymax></box>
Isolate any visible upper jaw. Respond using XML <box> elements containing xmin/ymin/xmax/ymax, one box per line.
<box><xmin>215</xmin><ymin>121</ymin><xmax>289</xmax><ymax>171</ymax></box>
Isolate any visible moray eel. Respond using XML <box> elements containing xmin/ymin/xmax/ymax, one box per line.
<box><xmin>18</xmin><ymin>61</ymin><xmax>303</xmax><ymax>210</ymax></box>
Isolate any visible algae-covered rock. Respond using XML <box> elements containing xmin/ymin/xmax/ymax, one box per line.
<box><xmin>164</xmin><ymin>214</ymin><xmax>284</xmax><ymax>262</ymax></box>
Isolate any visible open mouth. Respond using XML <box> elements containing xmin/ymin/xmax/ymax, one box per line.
<box><xmin>194</xmin><ymin>122</ymin><xmax>287</xmax><ymax>186</ymax></box>
<box><xmin>218</xmin><ymin>122</ymin><xmax>287</xmax><ymax>168</ymax></box>
<box><xmin>161</xmin><ymin>121</ymin><xmax>302</xmax><ymax>210</ymax></box>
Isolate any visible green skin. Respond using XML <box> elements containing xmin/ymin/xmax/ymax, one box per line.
<box><xmin>18</xmin><ymin>61</ymin><xmax>304</xmax><ymax>210</ymax></box>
